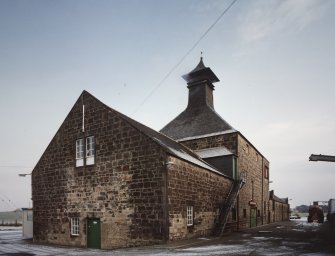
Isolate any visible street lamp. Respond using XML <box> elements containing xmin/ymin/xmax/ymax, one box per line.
<box><xmin>18</xmin><ymin>173</ymin><xmax>31</xmax><ymax>177</ymax></box>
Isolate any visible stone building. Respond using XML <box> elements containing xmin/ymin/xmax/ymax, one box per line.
<box><xmin>268</xmin><ymin>190</ymin><xmax>290</xmax><ymax>223</ymax></box>
<box><xmin>32</xmin><ymin>91</ymin><xmax>233</xmax><ymax>249</ymax></box>
<box><xmin>161</xmin><ymin>58</ymin><xmax>273</xmax><ymax>229</ymax></box>
<box><xmin>32</xmin><ymin>58</ymin><xmax>289</xmax><ymax>249</ymax></box>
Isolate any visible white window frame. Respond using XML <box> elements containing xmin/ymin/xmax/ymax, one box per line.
<box><xmin>86</xmin><ymin>136</ymin><xmax>95</xmax><ymax>165</ymax></box>
<box><xmin>70</xmin><ymin>217</ymin><xmax>79</xmax><ymax>236</ymax></box>
<box><xmin>187</xmin><ymin>206</ymin><xmax>193</xmax><ymax>226</ymax></box>
<box><xmin>76</xmin><ymin>139</ymin><xmax>84</xmax><ymax>167</ymax></box>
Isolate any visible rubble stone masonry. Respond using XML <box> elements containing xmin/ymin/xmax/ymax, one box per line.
<box><xmin>32</xmin><ymin>92</ymin><xmax>168</xmax><ymax>249</ymax></box>
<box><xmin>166</xmin><ymin>156</ymin><xmax>233</xmax><ymax>240</ymax></box>
<box><xmin>181</xmin><ymin>132</ymin><xmax>270</xmax><ymax>229</ymax></box>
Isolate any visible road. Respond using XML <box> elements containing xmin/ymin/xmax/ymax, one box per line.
<box><xmin>1</xmin><ymin>218</ymin><xmax>335</xmax><ymax>255</ymax></box>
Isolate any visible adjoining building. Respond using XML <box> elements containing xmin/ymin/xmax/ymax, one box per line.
<box><xmin>32</xmin><ymin>59</ymin><xmax>289</xmax><ymax>249</ymax></box>
<box><xmin>22</xmin><ymin>208</ymin><xmax>33</xmax><ymax>239</ymax></box>
<box><xmin>268</xmin><ymin>191</ymin><xmax>290</xmax><ymax>223</ymax></box>
<box><xmin>161</xmin><ymin>58</ymin><xmax>288</xmax><ymax>229</ymax></box>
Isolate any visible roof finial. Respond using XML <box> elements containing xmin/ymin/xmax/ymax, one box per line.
<box><xmin>200</xmin><ymin>51</ymin><xmax>203</xmax><ymax>60</ymax></box>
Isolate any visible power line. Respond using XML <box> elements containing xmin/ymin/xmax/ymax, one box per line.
<box><xmin>0</xmin><ymin>165</ymin><xmax>32</xmax><ymax>168</ymax></box>
<box><xmin>133</xmin><ymin>0</ymin><xmax>238</xmax><ymax>114</ymax></box>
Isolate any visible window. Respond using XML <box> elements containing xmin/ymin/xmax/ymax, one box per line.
<box><xmin>243</xmin><ymin>209</ymin><xmax>247</xmax><ymax>218</ymax></box>
<box><xmin>86</xmin><ymin>136</ymin><xmax>95</xmax><ymax>165</ymax></box>
<box><xmin>71</xmin><ymin>217</ymin><xmax>79</xmax><ymax>236</ymax></box>
<box><xmin>232</xmin><ymin>208</ymin><xmax>237</xmax><ymax>221</ymax></box>
<box><xmin>264</xmin><ymin>166</ymin><xmax>269</xmax><ymax>179</ymax></box>
<box><xmin>76</xmin><ymin>139</ymin><xmax>84</xmax><ymax>167</ymax></box>
<box><xmin>187</xmin><ymin>206</ymin><xmax>193</xmax><ymax>226</ymax></box>
<box><xmin>27</xmin><ymin>211</ymin><xmax>33</xmax><ymax>221</ymax></box>
<box><xmin>246</xmin><ymin>144</ymin><xmax>250</xmax><ymax>154</ymax></box>
<box><xmin>232</xmin><ymin>157</ymin><xmax>237</xmax><ymax>180</ymax></box>
<box><xmin>75</xmin><ymin>136</ymin><xmax>95</xmax><ymax>167</ymax></box>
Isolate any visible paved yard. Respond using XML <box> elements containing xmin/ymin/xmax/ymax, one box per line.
<box><xmin>1</xmin><ymin>219</ymin><xmax>335</xmax><ymax>255</ymax></box>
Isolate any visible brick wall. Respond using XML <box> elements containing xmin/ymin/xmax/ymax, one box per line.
<box><xmin>32</xmin><ymin>92</ymin><xmax>168</xmax><ymax>249</ymax></box>
<box><xmin>166</xmin><ymin>156</ymin><xmax>233</xmax><ymax>240</ymax></box>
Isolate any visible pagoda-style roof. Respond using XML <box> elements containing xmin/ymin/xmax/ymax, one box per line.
<box><xmin>182</xmin><ymin>57</ymin><xmax>219</xmax><ymax>85</ymax></box>
<box><xmin>160</xmin><ymin>104</ymin><xmax>234</xmax><ymax>140</ymax></box>
<box><xmin>160</xmin><ymin>58</ymin><xmax>235</xmax><ymax>140</ymax></box>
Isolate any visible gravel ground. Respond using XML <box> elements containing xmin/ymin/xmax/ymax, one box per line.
<box><xmin>1</xmin><ymin>218</ymin><xmax>335</xmax><ymax>255</ymax></box>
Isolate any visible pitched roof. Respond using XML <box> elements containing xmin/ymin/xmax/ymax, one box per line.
<box><xmin>160</xmin><ymin>105</ymin><xmax>235</xmax><ymax>140</ymax></box>
<box><xmin>160</xmin><ymin>58</ymin><xmax>235</xmax><ymax>140</ymax></box>
<box><xmin>194</xmin><ymin>146</ymin><xmax>234</xmax><ymax>159</ymax></box>
<box><xmin>84</xmin><ymin>91</ymin><xmax>231</xmax><ymax>178</ymax></box>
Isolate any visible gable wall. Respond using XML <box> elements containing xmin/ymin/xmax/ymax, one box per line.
<box><xmin>32</xmin><ymin>93</ymin><xmax>168</xmax><ymax>249</ymax></box>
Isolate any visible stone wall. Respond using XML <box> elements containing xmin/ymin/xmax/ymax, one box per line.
<box><xmin>180</xmin><ymin>132</ymin><xmax>270</xmax><ymax>229</ymax></box>
<box><xmin>166</xmin><ymin>156</ymin><xmax>233</xmax><ymax>240</ymax></box>
<box><xmin>236</xmin><ymin>134</ymin><xmax>270</xmax><ymax>228</ymax></box>
<box><xmin>32</xmin><ymin>92</ymin><xmax>168</xmax><ymax>249</ymax></box>
<box><xmin>269</xmin><ymin>198</ymin><xmax>290</xmax><ymax>223</ymax></box>
<box><xmin>180</xmin><ymin>133</ymin><xmax>237</xmax><ymax>154</ymax></box>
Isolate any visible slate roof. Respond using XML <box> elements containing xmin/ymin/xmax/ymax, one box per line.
<box><xmin>194</xmin><ymin>146</ymin><xmax>233</xmax><ymax>159</ymax></box>
<box><xmin>160</xmin><ymin>58</ymin><xmax>235</xmax><ymax>140</ymax></box>
<box><xmin>270</xmin><ymin>190</ymin><xmax>288</xmax><ymax>204</ymax></box>
<box><xmin>160</xmin><ymin>105</ymin><xmax>235</xmax><ymax>140</ymax></box>
<box><xmin>85</xmin><ymin>91</ymin><xmax>231</xmax><ymax>177</ymax></box>
<box><xmin>182</xmin><ymin>57</ymin><xmax>219</xmax><ymax>85</ymax></box>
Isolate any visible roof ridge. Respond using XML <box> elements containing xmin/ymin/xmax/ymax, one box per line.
<box><xmin>83</xmin><ymin>91</ymin><xmax>230</xmax><ymax>176</ymax></box>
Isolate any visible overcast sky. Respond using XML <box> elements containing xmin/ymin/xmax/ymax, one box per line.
<box><xmin>1</xmin><ymin>0</ymin><xmax>334</xmax><ymax>211</ymax></box>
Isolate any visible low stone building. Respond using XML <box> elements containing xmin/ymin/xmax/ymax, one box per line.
<box><xmin>32</xmin><ymin>58</ymin><xmax>289</xmax><ymax>249</ymax></box>
<box><xmin>268</xmin><ymin>190</ymin><xmax>290</xmax><ymax>223</ymax></box>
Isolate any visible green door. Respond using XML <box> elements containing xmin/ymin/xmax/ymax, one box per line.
<box><xmin>87</xmin><ymin>218</ymin><xmax>101</xmax><ymax>249</ymax></box>
<box><xmin>250</xmin><ymin>208</ymin><xmax>256</xmax><ymax>228</ymax></box>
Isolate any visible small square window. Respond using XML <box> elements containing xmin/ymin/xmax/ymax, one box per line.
<box><xmin>76</xmin><ymin>139</ymin><xmax>84</xmax><ymax>167</ymax></box>
<box><xmin>70</xmin><ymin>217</ymin><xmax>79</xmax><ymax>236</ymax></box>
<box><xmin>187</xmin><ymin>206</ymin><xmax>193</xmax><ymax>226</ymax></box>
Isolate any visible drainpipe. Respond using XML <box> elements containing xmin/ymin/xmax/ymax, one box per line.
<box><xmin>261</xmin><ymin>157</ymin><xmax>264</xmax><ymax>225</ymax></box>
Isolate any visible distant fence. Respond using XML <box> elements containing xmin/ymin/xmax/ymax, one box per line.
<box><xmin>0</xmin><ymin>219</ymin><xmax>22</xmax><ymax>226</ymax></box>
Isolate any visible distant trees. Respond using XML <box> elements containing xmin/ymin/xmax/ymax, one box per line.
<box><xmin>294</xmin><ymin>204</ymin><xmax>328</xmax><ymax>213</ymax></box>
<box><xmin>295</xmin><ymin>205</ymin><xmax>309</xmax><ymax>213</ymax></box>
